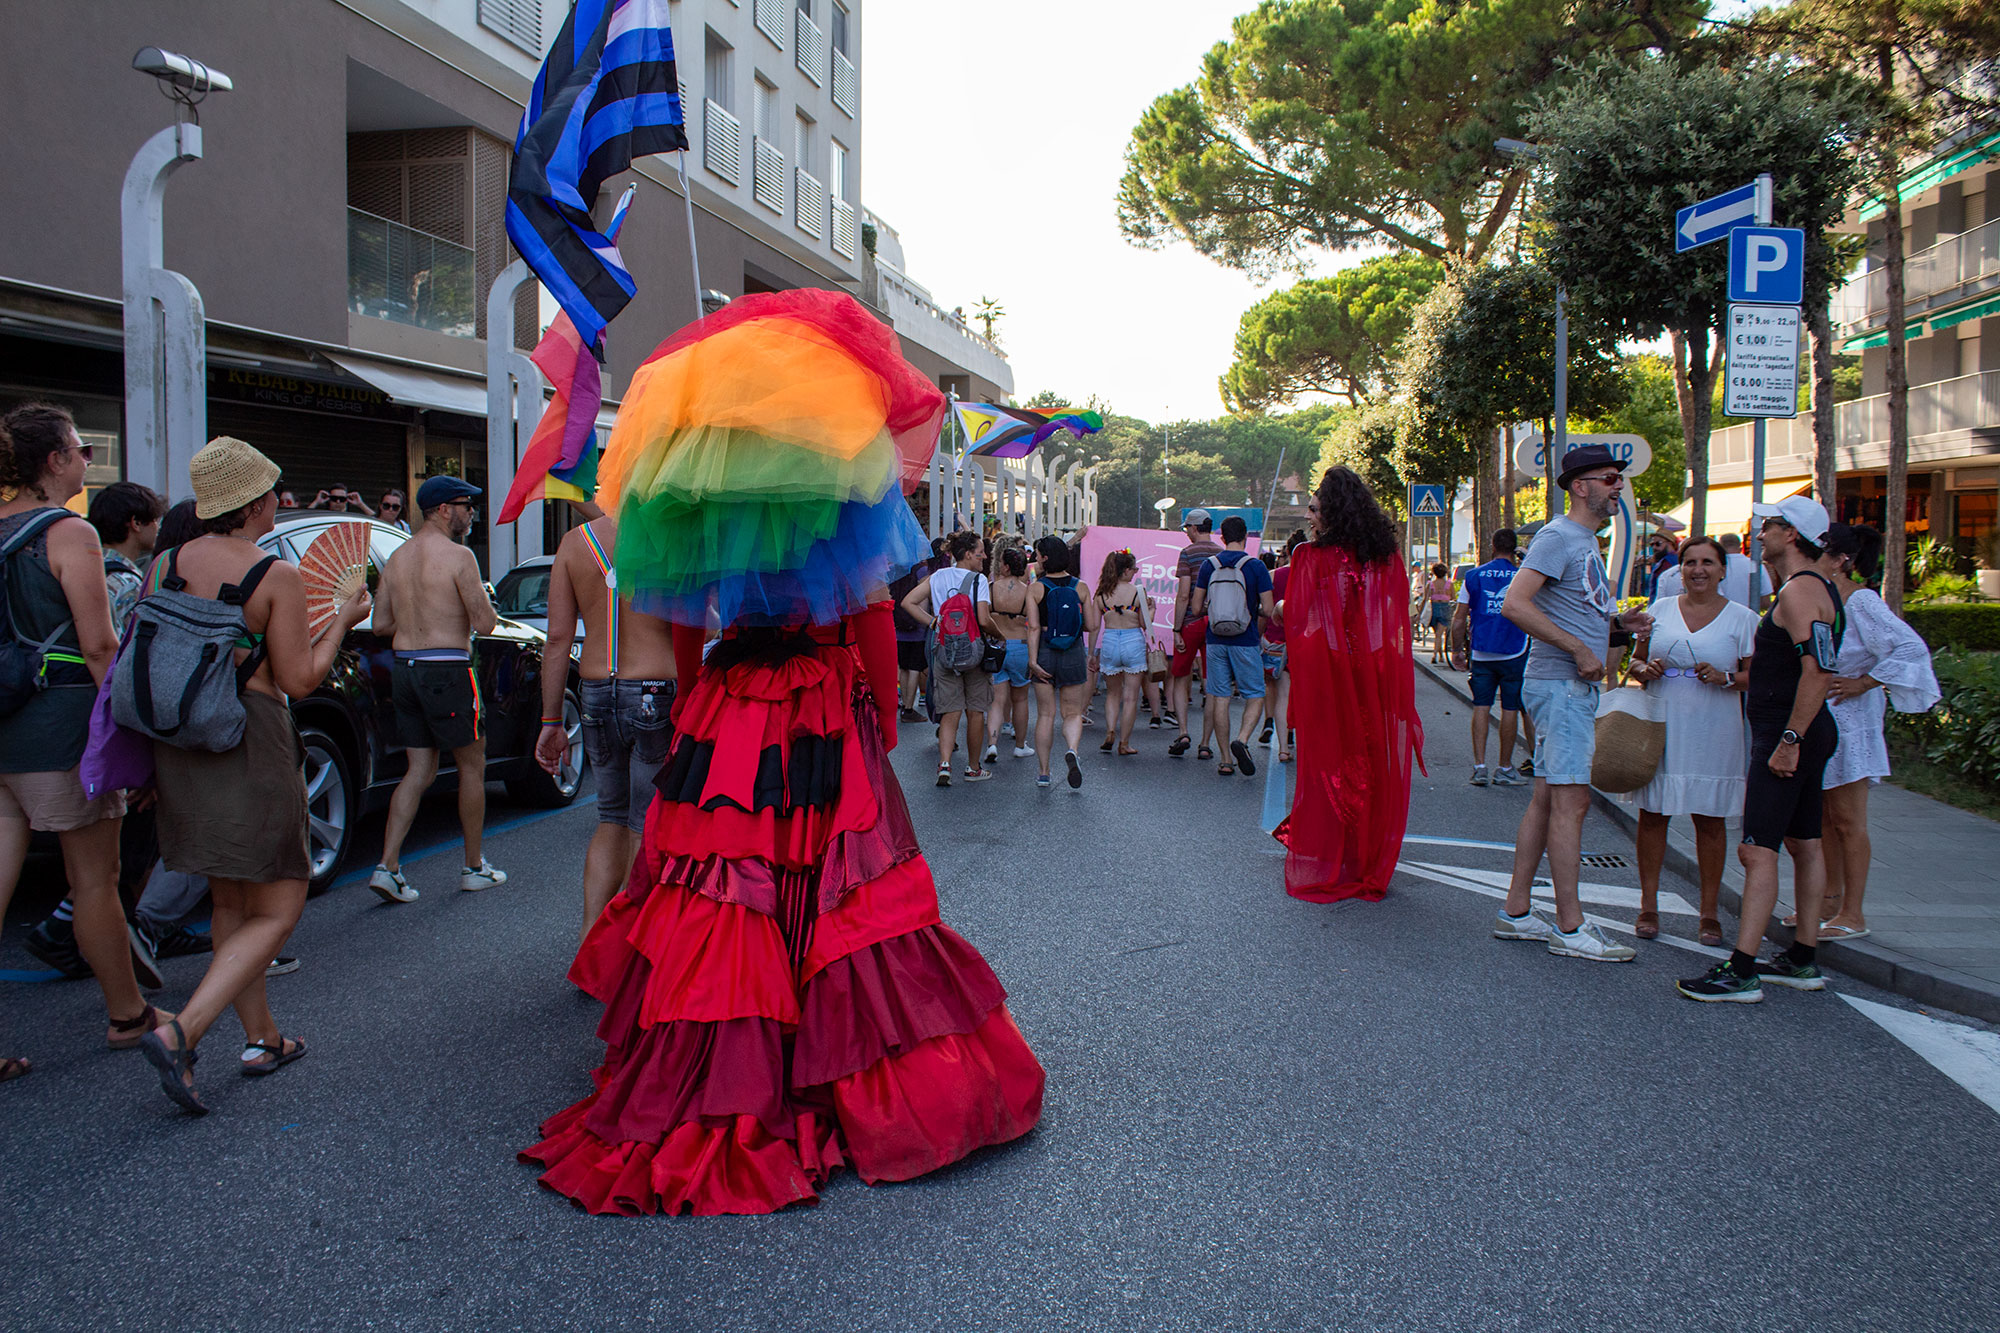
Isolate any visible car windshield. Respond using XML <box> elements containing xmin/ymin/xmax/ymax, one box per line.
<box><xmin>497</xmin><ymin>568</ymin><xmax>551</xmax><ymax>616</ymax></box>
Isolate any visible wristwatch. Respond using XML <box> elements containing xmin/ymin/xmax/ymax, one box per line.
<box><xmin>1779</xmin><ymin>728</ymin><xmax>1802</xmax><ymax>746</ymax></box>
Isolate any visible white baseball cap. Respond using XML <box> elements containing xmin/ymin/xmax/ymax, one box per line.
<box><xmin>1750</xmin><ymin>495</ymin><xmax>1829</xmax><ymax>545</ymax></box>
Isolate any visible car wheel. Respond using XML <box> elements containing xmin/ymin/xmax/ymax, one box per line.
<box><xmin>300</xmin><ymin>727</ymin><xmax>356</xmax><ymax>895</ymax></box>
<box><xmin>506</xmin><ymin>688</ymin><xmax>584</xmax><ymax>808</ymax></box>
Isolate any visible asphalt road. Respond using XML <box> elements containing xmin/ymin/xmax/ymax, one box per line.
<box><xmin>5</xmin><ymin>668</ymin><xmax>1998</xmax><ymax>1331</ymax></box>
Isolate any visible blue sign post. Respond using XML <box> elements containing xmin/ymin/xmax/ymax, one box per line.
<box><xmin>1728</xmin><ymin>227</ymin><xmax>1805</xmax><ymax>304</ymax></box>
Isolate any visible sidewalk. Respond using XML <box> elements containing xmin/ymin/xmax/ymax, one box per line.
<box><xmin>1415</xmin><ymin>655</ymin><xmax>2000</xmax><ymax>1022</ymax></box>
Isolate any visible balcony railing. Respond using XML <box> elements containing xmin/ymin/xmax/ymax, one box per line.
<box><xmin>796</xmin><ymin>10</ymin><xmax>825</xmax><ymax>86</ymax></box>
<box><xmin>752</xmin><ymin>137</ymin><xmax>785</xmax><ymax>214</ymax></box>
<box><xmin>795</xmin><ymin>167</ymin><xmax>825</xmax><ymax>239</ymax></box>
<box><xmin>1836</xmin><ymin>370</ymin><xmax>2000</xmax><ymax>450</ymax></box>
<box><xmin>830</xmin><ymin>197</ymin><xmax>856</xmax><ymax>258</ymax></box>
<box><xmin>832</xmin><ymin>49</ymin><xmax>857</xmax><ymax>116</ymax></box>
<box><xmin>346</xmin><ymin>207</ymin><xmax>475</xmax><ymax>337</ymax></box>
<box><xmin>704</xmin><ymin>99</ymin><xmax>742</xmax><ymax>185</ymax></box>
<box><xmin>1831</xmin><ymin>216</ymin><xmax>2000</xmax><ymax>337</ymax></box>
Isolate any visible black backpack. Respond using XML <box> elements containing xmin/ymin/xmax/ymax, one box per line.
<box><xmin>0</xmin><ymin>509</ymin><xmax>87</xmax><ymax>718</ymax></box>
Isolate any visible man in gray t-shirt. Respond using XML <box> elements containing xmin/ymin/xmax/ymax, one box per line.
<box><xmin>1492</xmin><ymin>444</ymin><xmax>1652</xmax><ymax>964</ymax></box>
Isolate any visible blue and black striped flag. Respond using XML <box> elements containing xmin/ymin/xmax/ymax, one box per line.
<box><xmin>506</xmin><ymin>0</ymin><xmax>686</xmax><ymax>358</ymax></box>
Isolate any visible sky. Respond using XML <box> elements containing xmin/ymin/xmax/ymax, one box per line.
<box><xmin>860</xmin><ymin>0</ymin><xmax>1323</xmax><ymax>424</ymax></box>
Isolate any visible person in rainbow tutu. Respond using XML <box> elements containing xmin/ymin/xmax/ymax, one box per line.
<box><xmin>519</xmin><ymin>291</ymin><xmax>1045</xmax><ymax>1216</ymax></box>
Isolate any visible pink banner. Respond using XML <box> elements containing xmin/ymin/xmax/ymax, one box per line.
<box><xmin>1076</xmin><ymin>525</ymin><xmax>1261</xmax><ymax>648</ymax></box>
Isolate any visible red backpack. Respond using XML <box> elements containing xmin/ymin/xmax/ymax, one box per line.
<box><xmin>934</xmin><ymin>571</ymin><xmax>986</xmax><ymax>672</ymax></box>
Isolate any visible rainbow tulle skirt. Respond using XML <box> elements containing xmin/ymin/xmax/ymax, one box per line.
<box><xmin>599</xmin><ymin>290</ymin><xmax>945</xmax><ymax>628</ymax></box>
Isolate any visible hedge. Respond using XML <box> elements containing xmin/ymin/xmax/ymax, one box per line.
<box><xmin>1887</xmin><ymin>649</ymin><xmax>2000</xmax><ymax>794</ymax></box>
<box><xmin>1902</xmin><ymin>603</ymin><xmax>2000</xmax><ymax>653</ymax></box>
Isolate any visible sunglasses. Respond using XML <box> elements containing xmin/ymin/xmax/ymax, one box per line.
<box><xmin>71</xmin><ymin>442</ymin><xmax>95</xmax><ymax>463</ymax></box>
<box><xmin>381</xmin><ymin>501</ymin><xmax>402</xmax><ymax>512</ymax></box>
<box><xmin>444</xmin><ymin>498</ymin><xmax>478</xmax><ymax>511</ymax></box>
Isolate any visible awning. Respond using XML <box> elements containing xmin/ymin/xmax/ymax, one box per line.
<box><xmin>1664</xmin><ymin>477</ymin><xmax>1813</xmax><ymax>537</ymax></box>
<box><xmin>1931</xmin><ymin>292</ymin><xmax>2000</xmax><ymax>332</ymax></box>
<box><xmin>327</xmin><ymin>353</ymin><xmax>487</xmax><ymax>417</ymax></box>
<box><xmin>1859</xmin><ymin>130</ymin><xmax>2000</xmax><ymax>222</ymax></box>
<box><xmin>1841</xmin><ymin>321</ymin><xmax>1926</xmax><ymax>353</ymax></box>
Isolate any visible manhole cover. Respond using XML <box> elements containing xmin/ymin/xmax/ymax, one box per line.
<box><xmin>1580</xmin><ymin>853</ymin><xmax>1630</xmax><ymax>869</ymax></box>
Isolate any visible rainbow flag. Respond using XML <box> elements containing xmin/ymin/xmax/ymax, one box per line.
<box><xmin>957</xmin><ymin>403</ymin><xmax>1049</xmax><ymax>459</ymax></box>
<box><xmin>497</xmin><ymin>311</ymin><xmax>605</xmax><ymax>521</ymax></box>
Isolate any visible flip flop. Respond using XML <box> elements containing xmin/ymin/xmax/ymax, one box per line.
<box><xmin>1818</xmin><ymin>923</ymin><xmax>1871</xmax><ymax>941</ymax></box>
<box><xmin>241</xmin><ymin>1036</ymin><xmax>307</xmax><ymax>1077</ymax></box>
<box><xmin>139</xmin><ymin>1019</ymin><xmax>207</xmax><ymax>1116</ymax></box>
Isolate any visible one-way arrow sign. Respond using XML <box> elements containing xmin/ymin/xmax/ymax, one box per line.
<box><xmin>1676</xmin><ymin>179</ymin><xmax>1763</xmax><ymax>252</ymax></box>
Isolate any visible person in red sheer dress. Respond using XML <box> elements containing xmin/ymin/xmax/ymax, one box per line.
<box><xmin>519</xmin><ymin>291</ymin><xmax>1044</xmax><ymax>1216</ymax></box>
<box><xmin>1274</xmin><ymin>467</ymin><xmax>1425</xmax><ymax>902</ymax></box>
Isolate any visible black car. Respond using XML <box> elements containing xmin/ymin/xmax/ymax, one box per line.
<box><xmin>261</xmin><ymin>513</ymin><xmax>584</xmax><ymax>892</ymax></box>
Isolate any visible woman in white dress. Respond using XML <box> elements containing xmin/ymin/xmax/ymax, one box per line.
<box><xmin>1628</xmin><ymin>537</ymin><xmax>1760</xmax><ymax>945</ymax></box>
<box><xmin>1789</xmin><ymin>524</ymin><xmax>1938</xmax><ymax>941</ymax></box>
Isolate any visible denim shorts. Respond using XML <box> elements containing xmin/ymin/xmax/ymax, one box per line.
<box><xmin>993</xmin><ymin>638</ymin><xmax>1030</xmax><ymax>687</ymax></box>
<box><xmin>1205</xmin><ymin>642</ymin><xmax>1267</xmax><ymax>699</ymax></box>
<box><xmin>1521</xmin><ymin>676</ymin><xmax>1598</xmax><ymax>786</ymax></box>
<box><xmin>580</xmin><ymin>678</ymin><xmax>675</xmax><ymax>830</ymax></box>
<box><xmin>1468</xmin><ymin>653</ymin><xmax>1526</xmax><ymax>711</ymax></box>
<box><xmin>1099</xmin><ymin>626</ymin><xmax>1148</xmax><ymax>676</ymax></box>
<box><xmin>1262</xmin><ymin>643</ymin><xmax>1286</xmax><ymax>677</ymax></box>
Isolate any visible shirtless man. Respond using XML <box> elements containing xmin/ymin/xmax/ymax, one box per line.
<box><xmin>535</xmin><ymin>512</ymin><xmax>677</xmax><ymax>942</ymax></box>
<box><xmin>367</xmin><ymin>476</ymin><xmax>504</xmax><ymax>901</ymax></box>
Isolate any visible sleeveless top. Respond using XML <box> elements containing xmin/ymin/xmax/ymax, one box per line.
<box><xmin>0</xmin><ymin>508</ymin><xmax>97</xmax><ymax>773</ymax></box>
<box><xmin>1746</xmin><ymin>570</ymin><xmax>1845</xmax><ymax>721</ymax></box>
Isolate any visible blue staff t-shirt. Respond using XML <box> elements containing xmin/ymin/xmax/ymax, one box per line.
<box><xmin>1193</xmin><ymin>550</ymin><xmax>1273</xmax><ymax>648</ymax></box>
<box><xmin>1458</xmin><ymin>557</ymin><xmax>1529</xmax><ymax>660</ymax></box>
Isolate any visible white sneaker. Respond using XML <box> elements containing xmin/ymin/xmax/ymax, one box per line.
<box><xmin>369</xmin><ymin>866</ymin><xmax>417</xmax><ymax>904</ymax></box>
<box><xmin>983</xmin><ymin>743</ymin><xmax>999</xmax><ymax>763</ymax></box>
<box><xmin>1469</xmin><ymin>765</ymin><xmax>1490</xmax><ymax>786</ymax></box>
<box><xmin>1000</xmin><ymin>722</ymin><xmax>1015</xmax><ymax>738</ymax></box>
<box><xmin>1547</xmin><ymin>921</ymin><xmax>1636</xmax><ymax>962</ymax></box>
<box><xmin>1492</xmin><ymin>767</ymin><xmax>1527</xmax><ymax>786</ymax></box>
<box><xmin>1492</xmin><ymin>907</ymin><xmax>1556</xmax><ymax>942</ymax></box>
<box><xmin>1013</xmin><ymin>745</ymin><xmax>1035</xmax><ymax>758</ymax></box>
<box><xmin>460</xmin><ymin>860</ymin><xmax>508</xmax><ymax>892</ymax></box>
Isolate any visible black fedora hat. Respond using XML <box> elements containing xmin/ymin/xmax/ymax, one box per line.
<box><xmin>1555</xmin><ymin>443</ymin><xmax>1628</xmax><ymax>490</ymax></box>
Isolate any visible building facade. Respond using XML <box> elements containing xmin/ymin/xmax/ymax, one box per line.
<box><xmin>0</xmin><ymin>0</ymin><xmax>1008</xmax><ymax>573</ymax></box>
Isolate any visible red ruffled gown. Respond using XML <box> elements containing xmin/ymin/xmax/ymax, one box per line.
<box><xmin>1274</xmin><ymin>543</ymin><xmax>1425</xmax><ymax>903</ymax></box>
<box><xmin>520</xmin><ymin>606</ymin><xmax>1044</xmax><ymax>1215</ymax></box>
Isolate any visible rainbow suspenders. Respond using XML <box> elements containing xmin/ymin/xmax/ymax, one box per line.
<box><xmin>580</xmin><ymin>521</ymin><xmax>618</xmax><ymax>679</ymax></box>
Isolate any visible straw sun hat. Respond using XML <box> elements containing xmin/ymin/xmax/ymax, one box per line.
<box><xmin>189</xmin><ymin>436</ymin><xmax>281</xmax><ymax>518</ymax></box>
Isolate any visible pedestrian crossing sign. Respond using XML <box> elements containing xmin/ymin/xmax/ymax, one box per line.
<box><xmin>1409</xmin><ymin>484</ymin><xmax>1449</xmax><ymax>518</ymax></box>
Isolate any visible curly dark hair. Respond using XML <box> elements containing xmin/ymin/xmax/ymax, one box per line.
<box><xmin>0</xmin><ymin>401</ymin><xmax>77</xmax><ymax>497</ymax></box>
<box><xmin>1311</xmin><ymin>466</ymin><xmax>1398</xmax><ymax>566</ymax></box>
<box><xmin>997</xmin><ymin>544</ymin><xmax>1028</xmax><ymax>577</ymax></box>
<box><xmin>943</xmin><ymin>529</ymin><xmax>982</xmax><ymax>562</ymax></box>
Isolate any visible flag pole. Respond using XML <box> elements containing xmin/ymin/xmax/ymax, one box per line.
<box><xmin>675</xmin><ymin>151</ymin><xmax>703</xmax><ymax>323</ymax></box>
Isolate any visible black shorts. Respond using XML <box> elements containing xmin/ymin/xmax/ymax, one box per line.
<box><xmin>1039</xmin><ymin>639</ymin><xmax>1089</xmax><ymax>688</ymax></box>
<box><xmin>897</xmin><ymin>638</ymin><xmax>929</xmax><ymax>673</ymax></box>
<box><xmin>1742</xmin><ymin>708</ymin><xmax>1837</xmax><ymax>850</ymax></box>
<box><xmin>392</xmin><ymin>658</ymin><xmax>483</xmax><ymax>752</ymax></box>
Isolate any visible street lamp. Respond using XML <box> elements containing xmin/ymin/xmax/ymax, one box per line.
<box><xmin>1153</xmin><ymin>496</ymin><xmax>1176</xmax><ymax>530</ymax></box>
<box><xmin>1495</xmin><ymin>137</ymin><xmax>1566</xmax><ymax>516</ymax></box>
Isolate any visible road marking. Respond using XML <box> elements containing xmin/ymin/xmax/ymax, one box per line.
<box><xmin>1405</xmin><ymin>834</ymin><xmax>1519</xmax><ymax>851</ymax></box>
<box><xmin>1842</xmin><ymin>995</ymin><xmax>2000</xmax><ymax>1117</ymax></box>
<box><xmin>1259</xmin><ymin>734</ymin><xmax>1288</xmax><ymax>834</ymax></box>
<box><xmin>1396</xmin><ymin>860</ymin><xmax>1728</xmax><ymax>958</ymax></box>
<box><xmin>1406</xmin><ymin>861</ymin><xmax>1697</xmax><ymax>918</ymax></box>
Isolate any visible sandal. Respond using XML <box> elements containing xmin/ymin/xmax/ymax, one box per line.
<box><xmin>1198</xmin><ymin>746</ymin><xmax>1214</xmax><ymax>761</ymax></box>
<box><xmin>1168</xmin><ymin>735</ymin><xmax>1190</xmax><ymax>757</ymax></box>
<box><xmin>1635</xmin><ymin>910</ymin><xmax>1660</xmax><ymax>940</ymax></box>
<box><xmin>107</xmin><ymin>1003</ymin><xmax>165</xmax><ymax>1051</ymax></box>
<box><xmin>138</xmin><ymin>1019</ymin><xmax>207</xmax><ymax>1116</ymax></box>
<box><xmin>1119</xmin><ymin>746</ymin><xmax>1140</xmax><ymax>756</ymax></box>
<box><xmin>0</xmin><ymin>1056</ymin><xmax>29</xmax><ymax>1083</ymax></box>
<box><xmin>1217</xmin><ymin>763</ymin><xmax>1234</xmax><ymax>776</ymax></box>
<box><xmin>1099</xmin><ymin>736</ymin><xmax>1115</xmax><ymax>752</ymax></box>
<box><xmin>1279</xmin><ymin>748</ymin><xmax>1294</xmax><ymax>763</ymax></box>
<box><xmin>1698</xmin><ymin>918</ymin><xmax>1725</xmax><ymax>948</ymax></box>
<box><xmin>241</xmin><ymin>1036</ymin><xmax>307</xmax><ymax>1077</ymax></box>
<box><xmin>1819</xmin><ymin>923</ymin><xmax>1871</xmax><ymax>941</ymax></box>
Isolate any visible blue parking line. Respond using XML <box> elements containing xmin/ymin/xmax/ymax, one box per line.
<box><xmin>0</xmin><ymin>968</ymin><xmax>65</xmax><ymax>983</ymax></box>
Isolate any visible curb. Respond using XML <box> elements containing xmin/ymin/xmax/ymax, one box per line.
<box><xmin>1412</xmin><ymin>655</ymin><xmax>2000</xmax><ymax>1023</ymax></box>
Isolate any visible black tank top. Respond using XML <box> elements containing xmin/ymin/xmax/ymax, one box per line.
<box><xmin>1746</xmin><ymin>570</ymin><xmax>1844</xmax><ymax>718</ymax></box>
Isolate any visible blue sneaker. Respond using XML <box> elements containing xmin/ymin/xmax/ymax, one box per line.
<box><xmin>1036</xmin><ymin>774</ymin><xmax>1052</xmax><ymax>790</ymax></box>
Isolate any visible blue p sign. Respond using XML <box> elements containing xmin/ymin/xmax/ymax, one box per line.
<box><xmin>1728</xmin><ymin>227</ymin><xmax>1805</xmax><ymax>305</ymax></box>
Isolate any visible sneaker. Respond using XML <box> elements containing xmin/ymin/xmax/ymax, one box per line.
<box><xmin>963</xmin><ymin>766</ymin><xmax>993</xmax><ymax>782</ymax></box>
<box><xmin>1260</xmin><ymin>719</ymin><xmax>1275</xmax><ymax>744</ymax></box>
<box><xmin>368</xmin><ymin>865</ymin><xmax>418</xmax><ymax>904</ymax></box>
<box><xmin>1469</xmin><ymin>765</ymin><xmax>1490</xmax><ymax>787</ymax></box>
<box><xmin>900</xmin><ymin>706</ymin><xmax>922</xmax><ymax>723</ymax></box>
<box><xmin>1492</xmin><ymin>908</ymin><xmax>1557</xmax><ymax>943</ymax></box>
<box><xmin>137</xmin><ymin>921</ymin><xmax>212</xmax><ymax>959</ymax></box>
<box><xmin>935</xmin><ymin>764</ymin><xmax>952</xmax><ymax>788</ymax></box>
<box><xmin>1036</xmin><ymin>774</ymin><xmax>1052</xmax><ymax>790</ymax></box>
<box><xmin>1149</xmin><ymin>715</ymin><xmax>1162</xmax><ymax>730</ymax></box>
<box><xmin>1754</xmin><ymin>953</ymin><xmax>1827</xmax><ymax>991</ymax></box>
<box><xmin>1000</xmin><ymin>722</ymin><xmax>1015</xmax><ymax>738</ymax></box>
<box><xmin>1065</xmin><ymin>750</ymin><xmax>1083</xmax><ymax>789</ymax></box>
<box><xmin>1547</xmin><ymin>921</ymin><xmax>1637</xmax><ymax>962</ymax></box>
<box><xmin>23</xmin><ymin>919</ymin><xmax>89</xmax><ymax>979</ymax></box>
<box><xmin>1518</xmin><ymin>756</ymin><xmax>1535</xmax><ymax>777</ymax></box>
<box><xmin>1012</xmin><ymin>745</ymin><xmax>1035</xmax><ymax>758</ymax></box>
<box><xmin>1162</xmin><ymin>711</ymin><xmax>1180</xmax><ymax>729</ymax></box>
<box><xmin>983</xmin><ymin>743</ymin><xmax>999</xmax><ymax>763</ymax></box>
<box><xmin>126</xmin><ymin>923</ymin><xmax>164</xmax><ymax>991</ymax></box>
<box><xmin>1492</xmin><ymin>767</ymin><xmax>1526</xmax><ymax>787</ymax></box>
<box><xmin>265</xmin><ymin>956</ymin><xmax>301</xmax><ymax>978</ymax></box>
<box><xmin>1678</xmin><ymin>960</ymin><xmax>1764</xmax><ymax>1003</ymax></box>
<box><xmin>460</xmin><ymin>860</ymin><xmax>508</xmax><ymax>892</ymax></box>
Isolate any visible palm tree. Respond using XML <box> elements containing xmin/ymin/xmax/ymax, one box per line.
<box><xmin>972</xmin><ymin>296</ymin><xmax>1005</xmax><ymax>343</ymax></box>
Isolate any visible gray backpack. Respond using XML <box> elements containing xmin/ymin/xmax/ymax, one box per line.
<box><xmin>1203</xmin><ymin>554</ymin><xmax>1253</xmax><ymax>638</ymax></box>
<box><xmin>111</xmin><ymin>547</ymin><xmax>279</xmax><ymax>751</ymax></box>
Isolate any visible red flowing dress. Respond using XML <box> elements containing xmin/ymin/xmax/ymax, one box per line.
<box><xmin>520</xmin><ymin>604</ymin><xmax>1045</xmax><ymax>1215</ymax></box>
<box><xmin>1274</xmin><ymin>543</ymin><xmax>1425</xmax><ymax>902</ymax></box>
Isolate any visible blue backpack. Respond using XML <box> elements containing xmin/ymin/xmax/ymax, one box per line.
<box><xmin>1040</xmin><ymin>576</ymin><xmax>1084</xmax><ymax>651</ymax></box>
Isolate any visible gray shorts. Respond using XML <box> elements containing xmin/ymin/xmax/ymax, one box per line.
<box><xmin>580</xmin><ymin>679</ymin><xmax>674</xmax><ymax>830</ymax></box>
<box><xmin>1038</xmin><ymin>639</ymin><xmax>1089</xmax><ymax>689</ymax></box>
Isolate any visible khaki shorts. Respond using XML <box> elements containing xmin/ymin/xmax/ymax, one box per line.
<box><xmin>930</xmin><ymin>663</ymin><xmax>993</xmax><ymax>714</ymax></box>
<box><xmin>0</xmin><ymin>767</ymin><xmax>127</xmax><ymax>832</ymax></box>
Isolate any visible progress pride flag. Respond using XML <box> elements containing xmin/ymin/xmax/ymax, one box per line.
<box><xmin>1076</xmin><ymin>525</ymin><xmax>1261</xmax><ymax>649</ymax></box>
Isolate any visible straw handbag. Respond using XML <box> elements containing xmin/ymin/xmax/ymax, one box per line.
<box><xmin>1589</xmin><ymin>684</ymin><xmax>1665</xmax><ymax>793</ymax></box>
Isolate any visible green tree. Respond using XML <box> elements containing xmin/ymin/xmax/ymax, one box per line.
<box><xmin>1577</xmin><ymin>354</ymin><xmax>1688</xmax><ymax>513</ymax></box>
<box><xmin>1118</xmin><ymin>0</ymin><xmax>1702</xmax><ymax>273</ymax></box>
<box><xmin>1527</xmin><ymin>56</ymin><xmax>1864</xmax><ymax>536</ymax></box>
<box><xmin>1221</xmin><ymin>254</ymin><xmax>1445</xmax><ymax>409</ymax></box>
<box><xmin>973</xmin><ymin>296</ymin><xmax>1006</xmax><ymax>344</ymax></box>
<box><xmin>1317</xmin><ymin>402</ymin><xmax>1409</xmax><ymax>518</ymax></box>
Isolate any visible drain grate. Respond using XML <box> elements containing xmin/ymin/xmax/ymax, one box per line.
<box><xmin>1580</xmin><ymin>853</ymin><xmax>1630</xmax><ymax>869</ymax></box>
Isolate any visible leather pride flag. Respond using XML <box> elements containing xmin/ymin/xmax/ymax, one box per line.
<box><xmin>506</xmin><ymin>0</ymin><xmax>687</xmax><ymax>359</ymax></box>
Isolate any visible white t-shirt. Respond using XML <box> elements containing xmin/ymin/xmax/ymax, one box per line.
<box><xmin>927</xmin><ymin>566</ymin><xmax>989</xmax><ymax>615</ymax></box>
<box><xmin>1652</xmin><ymin>552</ymin><xmax>1760</xmax><ymax>609</ymax></box>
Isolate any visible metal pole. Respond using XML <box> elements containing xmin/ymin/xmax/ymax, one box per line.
<box><xmin>674</xmin><ymin>153</ymin><xmax>703</xmax><ymax>324</ymax></box>
<box><xmin>1746</xmin><ymin>172</ymin><xmax>1774</xmax><ymax>605</ymax></box>
<box><xmin>122</xmin><ymin>122</ymin><xmax>206</xmax><ymax>497</ymax></box>
<box><xmin>486</xmin><ymin>259</ymin><xmax>546</xmax><ymax>578</ymax></box>
<box><xmin>1552</xmin><ymin>284</ymin><xmax>1568</xmax><ymax>517</ymax></box>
